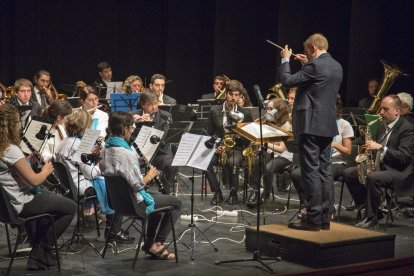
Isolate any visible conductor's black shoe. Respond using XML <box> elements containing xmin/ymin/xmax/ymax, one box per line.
<box><xmin>321</xmin><ymin>223</ymin><xmax>330</xmax><ymax>230</ymax></box>
<box><xmin>210</xmin><ymin>190</ymin><xmax>224</xmax><ymax>205</ymax></box>
<box><xmin>288</xmin><ymin>220</ymin><xmax>320</xmax><ymax>231</ymax></box>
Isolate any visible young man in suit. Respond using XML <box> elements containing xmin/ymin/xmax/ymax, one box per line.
<box><xmin>280</xmin><ymin>33</ymin><xmax>343</xmax><ymax>231</ymax></box>
<box><xmin>149</xmin><ymin>74</ymin><xmax>176</xmax><ymax>105</ymax></box>
<box><xmin>344</xmin><ymin>95</ymin><xmax>414</xmax><ymax>228</ymax></box>
<box><xmin>131</xmin><ymin>92</ymin><xmax>176</xmax><ymax>194</ymax></box>
<box><xmin>93</xmin><ymin>61</ymin><xmax>112</xmax><ymax>99</ymax></box>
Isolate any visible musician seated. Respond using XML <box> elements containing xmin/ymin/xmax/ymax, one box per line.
<box><xmin>122</xmin><ymin>75</ymin><xmax>144</xmax><ymax>94</ymax></box>
<box><xmin>287</xmin><ymin>87</ymin><xmax>297</xmax><ymax>118</ymax></box>
<box><xmin>358</xmin><ymin>78</ymin><xmax>379</xmax><ymax>109</ymax></box>
<box><xmin>100</xmin><ymin>111</ymin><xmax>181</xmax><ymax>260</ymax></box>
<box><xmin>79</xmin><ymin>85</ymin><xmax>108</xmax><ymax>140</ymax></box>
<box><xmin>55</xmin><ymin>109</ymin><xmax>134</xmax><ymax>243</ymax></box>
<box><xmin>397</xmin><ymin>92</ymin><xmax>414</xmax><ymax>124</ymax></box>
<box><xmin>40</xmin><ymin>100</ymin><xmax>72</xmax><ymax>161</ymax></box>
<box><xmin>32</xmin><ymin>70</ymin><xmax>55</xmax><ymax>110</ymax></box>
<box><xmin>237</xmin><ymin>87</ymin><xmax>253</xmax><ymax>107</ymax></box>
<box><xmin>247</xmin><ymin>98</ymin><xmax>293</xmax><ymax>208</ymax></box>
<box><xmin>201</xmin><ymin>75</ymin><xmax>227</xmax><ymax>100</ymax></box>
<box><xmin>343</xmin><ymin>95</ymin><xmax>414</xmax><ymax>228</ymax></box>
<box><xmin>207</xmin><ymin>80</ymin><xmax>252</xmax><ymax>205</ymax></box>
<box><xmin>0</xmin><ymin>104</ymin><xmax>76</xmax><ymax>270</ymax></box>
<box><xmin>8</xmin><ymin>78</ymin><xmax>43</xmax><ymax>127</ymax></box>
<box><xmin>131</xmin><ymin>92</ymin><xmax>176</xmax><ymax>195</ymax></box>
<box><xmin>291</xmin><ymin>95</ymin><xmax>354</xmax><ymax>218</ymax></box>
<box><xmin>93</xmin><ymin>61</ymin><xmax>112</xmax><ymax>99</ymax></box>
<box><xmin>149</xmin><ymin>74</ymin><xmax>176</xmax><ymax>105</ymax></box>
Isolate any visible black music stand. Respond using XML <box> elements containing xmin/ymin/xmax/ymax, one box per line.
<box><xmin>215</xmin><ymin>87</ymin><xmax>285</xmax><ymax>273</ymax></box>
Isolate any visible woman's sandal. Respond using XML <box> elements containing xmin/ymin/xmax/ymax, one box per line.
<box><xmin>147</xmin><ymin>247</ymin><xmax>175</xmax><ymax>260</ymax></box>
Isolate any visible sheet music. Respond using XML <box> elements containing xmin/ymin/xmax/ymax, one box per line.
<box><xmin>72</xmin><ymin>129</ymin><xmax>101</xmax><ymax>163</ymax></box>
<box><xmin>20</xmin><ymin>119</ymin><xmax>53</xmax><ymax>155</ymax></box>
<box><xmin>133</xmin><ymin>125</ymin><xmax>164</xmax><ymax>161</ymax></box>
<box><xmin>105</xmin><ymin>81</ymin><xmax>123</xmax><ymax>99</ymax></box>
<box><xmin>241</xmin><ymin>122</ymin><xmax>288</xmax><ymax>138</ymax></box>
<box><xmin>172</xmin><ymin>133</ymin><xmax>215</xmax><ymax>171</ymax></box>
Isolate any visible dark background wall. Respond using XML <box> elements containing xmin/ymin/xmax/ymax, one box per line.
<box><xmin>1</xmin><ymin>0</ymin><xmax>413</xmax><ymax>106</ymax></box>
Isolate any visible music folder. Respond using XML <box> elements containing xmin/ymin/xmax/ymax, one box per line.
<box><xmin>20</xmin><ymin>117</ymin><xmax>53</xmax><ymax>155</ymax></box>
<box><xmin>233</xmin><ymin>122</ymin><xmax>292</xmax><ymax>144</ymax></box>
<box><xmin>132</xmin><ymin>125</ymin><xmax>164</xmax><ymax>162</ymax></box>
<box><xmin>171</xmin><ymin>133</ymin><xmax>215</xmax><ymax>171</ymax></box>
<box><xmin>72</xmin><ymin>129</ymin><xmax>101</xmax><ymax>163</ymax></box>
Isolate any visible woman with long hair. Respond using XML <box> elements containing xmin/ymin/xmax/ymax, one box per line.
<box><xmin>0</xmin><ymin>104</ymin><xmax>76</xmax><ymax>270</ymax></box>
<box><xmin>100</xmin><ymin>111</ymin><xmax>182</xmax><ymax>260</ymax></box>
<box><xmin>79</xmin><ymin>85</ymin><xmax>108</xmax><ymax>139</ymax></box>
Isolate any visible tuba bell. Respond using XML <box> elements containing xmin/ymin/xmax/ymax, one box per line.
<box><xmin>267</xmin><ymin>83</ymin><xmax>286</xmax><ymax>100</ymax></box>
<box><xmin>367</xmin><ymin>60</ymin><xmax>408</xmax><ymax>114</ymax></box>
<box><xmin>0</xmin><ymin>82</ymin><xmax>16</xmax><ymax>103</ymax></box>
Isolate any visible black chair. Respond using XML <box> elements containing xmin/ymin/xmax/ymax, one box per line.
<box><xmin>0</xmin><ymin>186</ymin><xmax>61</xmax><ymax>275</ymax></box>
<box><xmin>53</xmin><ymin>161</ymin><xmax>101</xmax><ymax>237</ymax></box>
<box><xmin>336</xmin><ymin>145</ymin><xmax>359</xmax><ymax>222</ymax></box>
<box><xmin>102</xmin><ymin>175</ymin><xmax>178</xmax><ymax>268</ymax></box>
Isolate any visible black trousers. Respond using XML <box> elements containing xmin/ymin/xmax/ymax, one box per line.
<box><xmin>297</xmin><ymin>134</ymin><xmax>334</xmax><ymax>225</ymax></box>
<box><xmin>343</xmin><ymin>166</ymin><xmax>393</xmax><ymax>218</ymax></box>
<box><xmin>153</xmin><ymin>151</ymin><xmax>177</xmax><ymax>194</ymax></box>
<box><xmin>19</xmin><ymin>191</ymin><xmax>76</xmax><ymax>247</ymax></box>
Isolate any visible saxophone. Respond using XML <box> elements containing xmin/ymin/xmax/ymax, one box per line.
<box><xmin>219</xmin><ymin>134</ymin><xmax>235</xmax><ymax>166</ymax></box>
<box><xmin>355</xmin><ymin>117</ymin><xmax>383</xmax><ymax>184</ymax></box>
<box><xmin>242</xmin><ymin>143</ymin><xmax>257</xmax><ymax>177</ymax></box>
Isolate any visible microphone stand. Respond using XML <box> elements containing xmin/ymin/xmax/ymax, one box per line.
<box><xmin>215</xmin><ymin>85</ymin><xmax>279</xmax><ymax>273</ymax></box>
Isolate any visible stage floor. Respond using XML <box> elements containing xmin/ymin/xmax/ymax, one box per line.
<box><xmin>1</xmin><ymin>168</ymin><xmax>414</xmax><ymax>275</ymax></box>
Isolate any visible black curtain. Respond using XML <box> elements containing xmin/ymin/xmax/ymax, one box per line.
<box><xmin>1</xmin><ymin>0</ymin><xmax>413</xmax><ymax>106</ymax></box>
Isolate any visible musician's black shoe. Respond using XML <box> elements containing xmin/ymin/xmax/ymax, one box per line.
<box><xmin>210</xmin><ymin>190</ymin><xmax>224</xmax><ymax>205</ymax></box>
<box><xmin>357</xmin><ymin>217</ymin><xmax>378</xmax><ymax>228</ymax></box>
<box><xmin>246</xmin><ymin>190</ymin><xmax>258</xmax><ymax>208</ymax></box>
<box><xmin>345</xmin><ymin>201</ymin><xmax>356</xmax><ymax>211</ymax></box>
<box><xmin>227</xmin><ymin>194</ymin><xmax>239</xmax><ymax>205</ymax></box>
<box><xmin>104</xmin><ymin>228</ymin><xmax>135</xmax><ymax>244</ymax></box>
<box><xmin>288</xmin><ymin>219</ymin><xmax>320</xmax><ymax>231</ymax></box>
<box><xmin>321</xmin><ymin>223</ymin><xmax>330</xmax><ymax>230</ymax></box>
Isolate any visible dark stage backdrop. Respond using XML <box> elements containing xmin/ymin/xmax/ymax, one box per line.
<box><xmin>1</xmin><ymin>0</ymin><xmax>413</xmax><ymax>106</ymax></box>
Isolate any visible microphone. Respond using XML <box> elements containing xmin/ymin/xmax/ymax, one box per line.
<box><xmin>150</xmin><ymin>135</ymin><xmax>161</xmax><ymax>144</ymax></box>
<box><xmin>35</xmin><ymin>125</ymin><xmax>48</xmax><ymax>140</ymax></box>
<box><xmin>205</xmin><ymin>135</ymin><xmax>218</xmax><ymax>149</ymax></box>
<box><xmin>253</xmin><ymin>84</ymin><xmax>264</xmax><ymax>103</ymax></box>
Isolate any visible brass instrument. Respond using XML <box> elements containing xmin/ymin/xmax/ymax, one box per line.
<box><xmin>214</xmin><ymin>74</ymin><xmax>231</xmax><ymax>100</ymax></box>
<box><xmin>50</xmin><ymin>82</ymin><xmax>68</xmax><ymax>101</ymax></box>
<box><xmin>0</xmin><ymin>83</ymin><xmax>16</xmax><ymax>103</ymax></box>
<box><xmin>267</xmin><ymin>83</ymin><xmax>286</xmax><ymax>100</ymax></box>
<box><xmin>242</xmin><ymin>144</ymin><xmax>257</xmax><ymax>177</ymax></box>
<box><xmin>228</xmin><ymin>110</ymin><xmax>245</xmax><ymax>123</ymax></box>
<box><xmin>219</xmin><ymin>134</ymin><xmax>236</xmax><ymax>166</ymax></box>
<box><xmin>367</xmin><ymin>60</ymin><xmax>408</xmax><ymax>114</ymax></box>
<box><xmin>355</xmin><ymin>117</ymin><xmax>384</xmax><ymax>184</ymax></box>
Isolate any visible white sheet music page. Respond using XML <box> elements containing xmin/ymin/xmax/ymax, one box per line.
<box><xmin>241</xmin><ymin>122</ymin><xmax>288</xmax><ymax>138</ymax></box>
<box><xmin>72</xmin><ymin>129</ymin><xmax>101</xmax><ymax>163</ymax></box>
<box><xmin>133</xmin><ymin>125</ymin><xmax>164</xmax><ymax>161</ymax></box>
<box><xmin>171</xmin><ymin>133</ymin><xmax>198</xmax><ymax>167</ymax></box>
<box><xmin>20</xmin><ymin>119</ymin><xmax>53</xmax><ymax>155</ymax></box>
<box><xmin>187</xmin><ymin>135</ymin><xmax>215</xmax><ymax>170</ymax></box>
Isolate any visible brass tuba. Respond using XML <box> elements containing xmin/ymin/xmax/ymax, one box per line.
<box><xmin>367</xmin><ymin>60</ymin><xmax>408</xmax><ymax>114</ymax></box>
<box><xmin>267</xmin><ymin>82</ymin><xmax>286</xmax><ymax>100</ymax></box>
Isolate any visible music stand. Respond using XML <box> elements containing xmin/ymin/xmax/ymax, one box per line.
<box><xmin>172</xmin><ymin>133</ymin><xmax>218</xmax><ymax>260</ymax></box>
<box><xmin>110</xmin><ymin>93</ymin><xmax>140</xmax><ymax>112</ymax></box>
<box><xmin>215</xmin><ymin>121</ymin><xmax>290</xmax><ymax>272</ymax></box>
<box><xmin>197</xmin><ymin>99</ymin><xmax>218</xmax><ymax>120</ymax></box>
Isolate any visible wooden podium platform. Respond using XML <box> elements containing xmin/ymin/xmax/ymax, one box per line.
<box><xmin>245</xmin><ymin>222</ymin><xmax>395</xmax><ymax>268</ymax></box>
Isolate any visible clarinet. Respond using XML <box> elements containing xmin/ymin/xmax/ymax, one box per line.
<box><xmin>131</xmin><ymin>142</ymin><xmax>167</xmax><ymax>194</ymax></box>
<box><xmin>21</xmin><ymin>136</ymin><xmax>70</xmax><ymax>196</ymax></box>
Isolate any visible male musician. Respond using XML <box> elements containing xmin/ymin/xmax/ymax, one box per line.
<box><xmin>280</xmin><ymin>33</ymin><xmax>343</xmax><ymax>231</ymax></box>
<box><xmin>287</xmin><ymin>87</ymin><xmax>297</xmax><ymax>114</ymax></box>
<box><xmin>10</xmin><ymin>78</ymin><xmax>43</xmax><ymax>128</ymax></box>
<box><xmin>207</xmin><ymin>80</ymin><xmax>252</xmax><ymax>205</ymax></box>
<box><xmin>397</xmin><ymin>92</ymin><xmax>414</xmax><ymax>124</ymax></box>
<box><xmin>344</xmin><ymin>95</ymin><xmax>414</xmax><ymax>228</ymax></box>
<box><xmin>32</xmin><ymin>70</ymin><xmax>55</xmax><ymax>110</ymax></box>
<box><xmin>358</xmin><ymin>78</ymin><xmax>380</xmax><ymax>109</ymax></box>
<box><xmin>131</xmin><ymin>92</ymin><xmax>176</xmax><ymax>194</ymax></box>
<box><xmin>93</xmin><ymin>61</ymin><xmax>113</xmax><ymax>99</ymax></box>
<box><xmin>201</xmin><ymin>75</ymin><xmax>227</xmax><ymax>99</ymax></box>
<box><xmin>149</xmin><ymin>74</ymin><xmax>176</xmax><ymax>105</ymax></box>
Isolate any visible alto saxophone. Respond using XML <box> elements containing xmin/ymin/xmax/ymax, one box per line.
<box><xmin>355</xmin><ymin>117</ymin><xmax>383</xmax><ymax>184</ymax></box>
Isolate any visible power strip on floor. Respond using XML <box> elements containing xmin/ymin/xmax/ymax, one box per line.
<box><xmin>180</xmin><ymin>214</ymin><xmax>199</xmax><ymax>222</ymax></box>
<box><xmin>216</xmin><ymin>210</ymin><xmax>238</xmax><ymax>217</ymax></box>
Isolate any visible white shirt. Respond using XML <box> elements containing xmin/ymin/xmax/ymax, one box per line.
<box><xmin>332</xmin><ymin>118</ymin><xmax>354</xmax><ymax>164</ymax></box>
<box><xmin>41</xmin><ymin>124</ymin><xmax>67</xmax><ymax>161</ymax></box>
<box><xmin>91</xmin><ymin>109</ymin><xmax>109</xmax><ymax>139</ymax></box>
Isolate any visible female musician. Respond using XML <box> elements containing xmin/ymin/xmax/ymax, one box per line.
<box><xmin>40</xmin><ymin>100</ymin><xmax>72</xmax><ymax>161</ymax></box>
<box><xmin>100</xmin><ymin>111</ymin><xmax>182</xmax><ymax>260</ymax></box>
<box><xmin>55</xmin><ymin>109</ymin><xmax>132</xmax><ymax>242</ymax></box>
<box><xmin>291</xmin><ymin>95</ymin><xmax>354</xmax><ymax>220</ymax></box>
<box><xmin>237</xmin><ymin>87</ymin><xmax>253</xmax><ymax>107</ymax></box>
<box><xmin>0</xmin><ymin>104</ymin><xmax>76</xmax><ymax>270</ymax></box>
<box><xmin>79</xmin><ymin>85</ymin><xmax>108</xmax><ymax>140</ymax></box>
<box><xmin>247</xmin><ymin>98</ymin><xmax>293</xmax><ymax>207</ymax></box>
<box><xmin>122</xmin><ymin>75</ymin><xmax>143</xmax><ymax>93</ymax></box>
